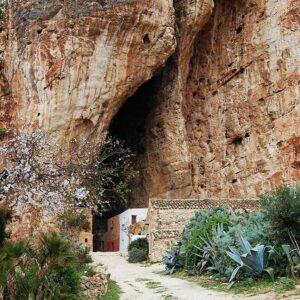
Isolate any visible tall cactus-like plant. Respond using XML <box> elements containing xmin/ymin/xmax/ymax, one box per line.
<box><xmin>226</xmin><ymin>236</ymin><xmax>274</xmax><ymax>282</ymax></box>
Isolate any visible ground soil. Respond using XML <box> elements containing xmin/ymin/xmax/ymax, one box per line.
<box><xmin>91</xmin><ymin>252</ymin><xmax>299</xmax><ymax>300</ymax></box>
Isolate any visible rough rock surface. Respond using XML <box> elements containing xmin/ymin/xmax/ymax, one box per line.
<box><xmin>81</xmin><ymin>263</ymin><xmax>110</xmax><ymax>299</ymax></box>
<box><xmin>138</xmin><ymin>0</ymin><xmax>300</xmax><ymax>202</ymax></box>
<box><xmin>1</xmin><ymin>0</ymin><xmax>300</xmax><ymax>205</ymax></box>
<box><xmin>1</xmin><ymin>0</ymin><xmax>176</xmax><ymax>145</ymax></box>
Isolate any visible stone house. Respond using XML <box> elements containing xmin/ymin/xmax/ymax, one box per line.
<box><xmin>146</xmin><ymin>199</ymin><xmax>260</xmax><ymax>262</ymax></box>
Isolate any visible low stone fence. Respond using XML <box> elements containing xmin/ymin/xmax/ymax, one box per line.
<box><xmin>81</xmin><ymin>264</ymin><xmax>110</xmax><ymax>299</ymax></box>
<box><xmin>146</xmin><ymin>198</ymin><xmax>260</xmax><ymax>262</ymax></box>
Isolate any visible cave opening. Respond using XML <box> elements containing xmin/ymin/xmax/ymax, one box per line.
<box><xmin>93</xmin><ymin>74</ymin><xmax>162</xmax><ymax>251</ymax></box>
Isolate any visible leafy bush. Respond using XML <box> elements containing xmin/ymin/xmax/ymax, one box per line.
<box><xmin>128</xmin><ymin>248</ymin><xmax>148</xmax><ymax>263</ymax></box>
<box><xmin>61</xmin><ymin>209</ymin><xmax>90</xmax><ymax>232</ymax></box>
<box><xmin>261</xmin><ymin>185</ymin><xmax>300</xmax><ymax>242</ymax></box>
<box><xmin>186</xmin><ymin>213</ymin><xmax>232</xmax><ymax>269</ymax></box>
<box><xmin>163</xmin><ymin>208</ymin><xmax>269</xmax><ymax>275</ymax></box>
<box><xmin>128</xmin><ymin>238</ymin><xmax>148</xmax><ymax>254</ymax></box>
<box><xmin>0</xmin><ymin>232</ymin><xmax>91</xmax><ymax>299</ymax></box>
<box><xmin>226</xmin><ymin>235</ymin><xmax>274</xmax><ymax>282</ymax></box>
<box><xmin>163</xmin><ymin>185</ymin><xmax>300</xmax><ymax>284</ymax></box>
<box><xmin>0</xmin><ymin>209</ymin><xmax>8</xmax><ymax>245</ymax></box>
<box><xmin>178</xmin><ymin>208</ymin><xmax>233</xmax><ymax>269</ymax></box>
<box><xmin>0</xmin><ymin>127</ymin><xmax>6</xmax><ymax>140</ymax></box>
<box><xmin>193</xmin><ymin>224</ymin><xmax>236</xmax><ymax>277</ymax></box>
<box><xmin>128</xmin><ymin>238</ymin><xmax>148</xmax><ymax>263</ymax></box>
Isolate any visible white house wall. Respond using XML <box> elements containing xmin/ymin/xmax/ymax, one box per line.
<box><xmin>119</xmin><ymin>208</ymin><xmax>148</xmax><ymax>252</ymax></box>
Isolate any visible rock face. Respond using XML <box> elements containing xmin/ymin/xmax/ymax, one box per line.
<box><xmin>1</xmin><ymin>0</ymin><xmax>300</xmax><ymax>205</ymax></box>
<box><xmin>1</xmin><ymin>0</ymin><xmax>176</xmax><ymax>145</ymax></box>
<box><xmin>139</xmin><ymin>0</ymin><xmax>300</xmax><ymax>202</ymax></box>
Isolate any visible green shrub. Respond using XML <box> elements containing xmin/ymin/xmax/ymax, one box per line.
<box><xmin>194</xmin><ymin>224</ymin><xmax>236</xmax><ymax>277</ymax></box>
<box><xmin>163</xmin><ymin>208</ymin><xmax>272</xmax><ymax>278</ymax></box>
<box><xmin>0</xmin><ymin>232</ymin><xmax>90</xmax><ymax>299</ymax></box>
<box><xmin>0</xmin><ymin>127</ymin><xmax>6</xmax><ymax>140</ymax></box>
<box><xmin>61</xmin><ymin>209</ymin><xmax>90</xmax><ymax>232</ymax></box>
<box><xmin>128</xmin><ymin>248</ymin><xmax>147</xmax><ymax>263</ymax></box>
<box><xmin>186</xmin><ymin>213</ymin><xmax>232</xmax><ymax>268</ymax></box>
<box><xmin>261</xmin><ymin>185</ymin><xmax>300</xmax><ymax>242</ymax></box>
<box><xmin>128</xmin><ymin>238</ymin><xmax>148</xmax><ymax>254</ymax></box>
<box><xmin>0</xmin><ymin>209</ymin><xmax>8</xmax><ymax>245</ymax></box>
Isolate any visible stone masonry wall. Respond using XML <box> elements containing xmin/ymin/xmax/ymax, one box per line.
<box><xmin>147</xmin><ymin>198</ymin><xmax>260</xmax><ymax>262</ymax></box>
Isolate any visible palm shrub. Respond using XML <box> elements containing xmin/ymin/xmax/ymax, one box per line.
<box><xmin>0</xmin><ymin>232</ymin><xmax>91</xmax><ymax>300</ymax></box>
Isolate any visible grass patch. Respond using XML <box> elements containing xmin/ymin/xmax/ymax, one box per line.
<box><xmin>145</xmin><ymin>281</ymin><xmax>162</xmax><ymax>289</ymax></box>
<box><xmin>135</xmin><ymin>278</ymin><xmax>151</xmax><ymax>282</ymax></box>
<box><xmin>172</xmin><ymin>271</ymin><xmax>297</xmax><ymax>296</ymax></box>
<box><xmin>102</xmin><ymin>280</ymin><xmax>122</xmax><ymax>300</ymax></box>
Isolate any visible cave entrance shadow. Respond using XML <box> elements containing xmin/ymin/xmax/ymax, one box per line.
<box><xmin>92</xmin><ymin>74</ymin><xmax>162</xmax><ymax>252</ymax></box>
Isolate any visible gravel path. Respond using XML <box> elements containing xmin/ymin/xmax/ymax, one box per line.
<box><xmin>91</xmin><ymin>252</ymin><xmax>283</xmax><ymax>300</ymax></box>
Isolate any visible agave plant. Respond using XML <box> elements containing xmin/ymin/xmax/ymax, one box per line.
<box><xmin>162</xmin><ymin>246</ymin><xmax>184</xmax><ymax>274</ymax></box>
<box><xmin>226</xmin><ymin>236</ymin><xmax>274</xmax><ymax>282</ymax></box>
<box><xmin>193</xmin><ymin>223</ymin><xmax>232</xmax><ymax>275</ymax></box>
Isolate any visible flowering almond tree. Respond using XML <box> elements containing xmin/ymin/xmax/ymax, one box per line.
<box><xmin>0</xmin><ymin>131</ymin><xmax>136</xmax><ymax>224</ymax></box>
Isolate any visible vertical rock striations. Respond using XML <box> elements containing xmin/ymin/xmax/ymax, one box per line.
<box><xmin>1</xmin><ymin>0</ymin><xmax>176</xmax><ymax>145</ymax></box>
<box><xmin>1</xmin><ymin>0</ymin><xmax>300</xmax><ymax>205</ymax></box>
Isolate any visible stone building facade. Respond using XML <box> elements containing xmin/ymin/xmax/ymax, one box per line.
<box><xmin>146</xmin><ymin>198</ymin><xmax>260</xmax><ymax>262</ymax></box>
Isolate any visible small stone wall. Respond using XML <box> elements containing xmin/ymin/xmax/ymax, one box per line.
<box><xmin>147</xmin><ymin>198</ymin><xmax>260</xmax><ymax>262</ymax></box>
<box><xmin>81</xmin><ymin>264</ymin><xmax>110</xmax><ymax>299</ymax></box>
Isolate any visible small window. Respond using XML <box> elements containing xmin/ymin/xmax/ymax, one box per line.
<box><xmin>131</xmin><ymin>215</ymin><xmax>137</xmax><ymax>224</ymax></box>
<box><xmin>85</xmin><ymin>238</ymin><xmax>88</xmax><ymax>243</ymax></box>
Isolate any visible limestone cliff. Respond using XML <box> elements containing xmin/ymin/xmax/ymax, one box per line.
<box><xmin>0</xmin><ymin>0</ymin><xmax>176</xmax><ymax>145</ymax></box>
<box><xmin>1</xmin><ymin>0</ymin><xmax>300</xmax><ymax>207</ymax></box>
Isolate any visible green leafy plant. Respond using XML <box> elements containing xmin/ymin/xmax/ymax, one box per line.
<box><xmin>61</xmin><ymin>209</ymin><xmax>90</xmax><ymax>232</ymax></box>
<box><xmin>281</xmin><ymin>231</ymin><xmax>300</xmax><ymax>278</ymax></box>
<box><xmin>0</xmin><ymin>232</ymin><xmax>91</xmax><ymax>299</ymax></box>
<box><xmin>183</xmin><ymin>208</ymin><xmax>232</xmax><ymax>268</ymax></box>
<box><xmin>261</xmin><ymin>185</ymin><xmax>300</xmax><ymax>242</ymax></box>
<box><xmin>226</xmin><ymin>236</ymin><xmax>274</xmax><ymax>282</ymax></box>
<box><xmin>194</xmin><ymin>224</ymin><xmax>235</xmax><ymax>277</ymax></box>
<box><xmin>0</xmin><ymin>209</ymin><xmax>8</xmax><ymax>245</ymax></box>
<box><xmin>128</xmin><ymin>238</ymin><xmax>148</xmax><ymax>254</ymax></box>
<box><xmin>128</xmin><ymin>248</ymin><xmax>147</xmax><ymax>263</ymax></box>
<box><xmin>0</xmin><ymin>127</ymin><xmax>6</xmax><ymax>140</ymax></box>
<box><xmin>162</xmin><ymin>208</ymin><xmax>270</xmax><ymax>277</ymax></box>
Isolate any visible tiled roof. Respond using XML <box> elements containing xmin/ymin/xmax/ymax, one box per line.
<box><xmin>150</xmin><ymin>198</ymin><xmax>260</xmax><ymax>210</ymax></box>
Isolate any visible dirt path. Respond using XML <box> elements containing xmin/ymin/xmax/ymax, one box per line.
<box><xmin>91</xmin><ymin>252</ymin><xmax>280</xmax><ymax>300</ymax></box>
